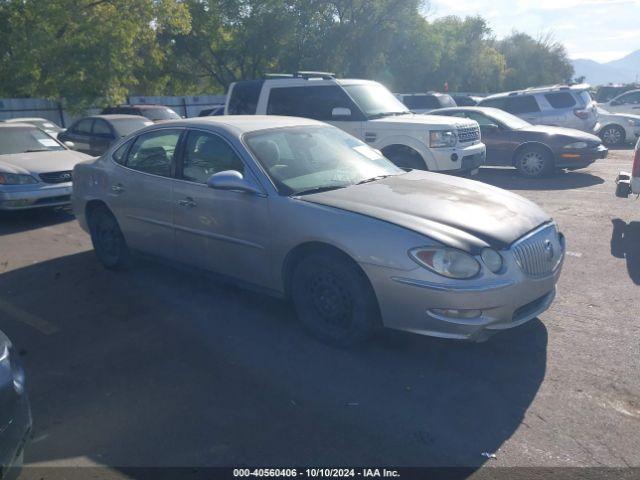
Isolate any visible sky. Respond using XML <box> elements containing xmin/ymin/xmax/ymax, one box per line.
<box><xmin>426</xmin><ymin>0</ymin><xmax>640</xmax><ymax>63</ymax></box>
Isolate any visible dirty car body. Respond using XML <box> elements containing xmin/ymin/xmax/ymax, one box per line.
<box><xmin>72</xmin><ymin>116</ymin><xmax>564</xmax><ymax>343</ymax></box>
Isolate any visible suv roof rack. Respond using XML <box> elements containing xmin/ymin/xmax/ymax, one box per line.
<box><xmin>263</xmin><ymin>71</ymin><xmax>336</xmax><ymax>81</ymax></box>
<box><xmin>264</xmin><ymin>73</ymin><xmax>294</xmax><ymax>79</ymax></box>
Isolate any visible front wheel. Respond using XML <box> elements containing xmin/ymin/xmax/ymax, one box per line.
<box><xmin>599</xmin><ymin>125</ymin><xmax>625</xmax><ymax>147</ymax></box>
<box><xmin>291</xmin><ymin>252</ymin><xmax>380</xmax><ymax>346</ymax></box>
<box><xmin>515</xmin><ymin>146</ymin><xmax>554</xmax><ymax>178</ymax></box>
<box><xmin>89</xmin><ymin>206</ymin><xmax>130</xmax><ymax>270</ymax></box>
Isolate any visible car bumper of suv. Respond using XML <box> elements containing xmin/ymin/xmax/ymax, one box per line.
<box><xmin>0</xmin><ymin>182</ymin><xmax>72</xmax><ymax>210</ymax></box>
<box><xmin>433</xmin><ymin>142</ymin><xmax>486</xmax><ymax>172</ymax></box>
<box><xmin>556</xmin><ymin>145</ymin><xmax>608</xmax><ymax>168</ymax></box>
<box><xmin>361</xmin><ymin>227</ymin><xmax>564</xmax><ymax>342</ymax></box>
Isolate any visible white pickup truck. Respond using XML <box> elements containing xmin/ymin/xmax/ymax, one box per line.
<box><xmin>225</xmin><ymin>72</ymin><xmax>486</xmax><ymax>173</ymax></box>
<box><xmin>616</xmin><ymin>137</ymin><xmax>640</xmax><ymax>197</ymax></box>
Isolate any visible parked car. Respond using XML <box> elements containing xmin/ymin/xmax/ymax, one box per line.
<box><xmin>595</xmin><ymin>84</ymin><xmax>639</xmax><ymax>103</ymax></box>
<box><xmin>225</xmin><ymin>72</ymin><xmax>486</xmax><ymax>173</ymax></box>
<box><xmin>0</xmin><ymin>123</ymin><xmax>91</xmax><ymax>210</ymax></box>
<box><xmin>72</xmin><ymin>116</ymin><xmax>564</xmax><ymax>345</ymax></box>
<box><xmin>478</xmin><ymin>84</ymin><xmax>598</xmax><ymax>132</ymax></box>
<box><xmin>431</xmin><ymin>107</ymin><xmax>608</xmax><ymax>177</ymax></box>
<box><xmin>198</xmin><ymin>106</ymin><xmax>225</xmax><ymax>117</ymax></box>
<box><xmin>598</xmin><ymin>89</ymin><xmax>640</xmax><ymax>116</ymax></box>
<box><xmin>101</xmin><ymin>104</ymin><xmax>181</xmax><ymax>122</ymax></box>
<box><xmin>58</xmin><ymin>114</ymin><xmax>153</xmax><ymax>156</ymax></box>
<box><xmin>3</xmin><ymin>117</ymin><xmax>65</xmax><ymax>139</ymax></box>
<box><xmin>396</xmin><ymin>92</ymin><xmax>457</xmax><ymax>113</ymax></box>
<box><xmin>451</xmin><ymin>94</ymin><xmax>482</xmax><ymax>107</ymax></box>
<box><xmin>0</xmin><ymin>329</ymin><xmax>31</xmax><ymax>479</ymax></box>
<box><xmin>595</xmin><ymin>107</ymin><xmax>640</xmax><ymax>147</ymax></box>
<box><xmin>615</xmin><ymin>137</ymin><xmax>640</xmax><ymax>198</ymax></box>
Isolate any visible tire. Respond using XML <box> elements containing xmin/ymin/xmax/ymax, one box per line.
<box><xmin>88</xmin><ymin>206</ymin><xmax>130</xmax><ymax>270</ymax></box>
<box><xmin>515</xmin><ymin>146</ymin><xmax>554</xmax><ymax>178</ymax></box>
<box><xmin>383</xmin><ymin>147</ymin><xmax>426</xmax><ymax>171</ymax></box>
<box><xmin>599</xmin><ymin>125</ymin><xmax>625</xmax><ymax>147</ymax></box>
<box><xmin>291</xmin><ymin>251</ymin><xmax>380</xmax><ymax>346</ymax></box>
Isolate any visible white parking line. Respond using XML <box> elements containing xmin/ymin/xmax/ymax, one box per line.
<box><xmin>0</xmin><ymin>296</ymin><xmax>59</xmax><ymax>335</ymax></box>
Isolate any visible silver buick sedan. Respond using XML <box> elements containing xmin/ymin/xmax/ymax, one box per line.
<box><xmin>72</xmin><ymin>116</ymin><xmax>565</xmax><ymax>345</ymax></box>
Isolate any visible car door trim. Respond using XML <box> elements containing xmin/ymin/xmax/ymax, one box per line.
<box><xmin>173</xmin><ymin>222</ymin><xmax>265</xmax><ymax>250</ymax></box>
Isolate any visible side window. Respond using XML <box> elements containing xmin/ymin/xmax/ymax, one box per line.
<box><xmin>228</xmin><ymin>80</ymin><xmax>264</xmax><ymax>115</ymax></box>
<box><xmin>505</xmin><ymin>96</ymin><xmax>540</xmax><ymax>114</ymax></box>
<box><xmin>181</xmin><ymin>131</ymin><xmax>244</xmax><ymax>184</ymax></box>
<box><xmin>479</xmin><ymin>98</ymin><xmax>506</xmax><ymax>109</ymax></box>
<box><xmin>125</xmin><ymin>129</ymin><xmax>181</xmax><ymax>177</ymax></box>
<box><xmin>544</xmin><ymin>92</ymin><xmax>576</xmax><ymax>109</ymax></box>
<box><xmin>617</xmin><ymin>92</ymin><xmax>640</xmax><ymax>104</ymax></box>
<box><xmin>112</xmin><ymin>139</ymin><xmax>133</xmax><ymax>165</ymax></box>
<box><xmin>92</xmin><ymin>119</ymin><xmax>112</xmax><ymax>136</ymax></box>
<box><xmin>74</xmin><ymin>119</ymin><xmax>94</xmax><ymax>134</ymax></box>
<box><xmin>465</xmin><ymin>112</ymin><xmax>496</xmax><ymax>126</ymax></box>
<box><xmin>267</xmin><ymin>86</ymin><xmax>356</xmax><ymax>121</ymax></box>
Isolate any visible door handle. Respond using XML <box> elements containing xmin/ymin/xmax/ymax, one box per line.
<box><xmin>178</xmin><ymin>197</ymin><xmax>197</xmax><ymax>207</ymax></box>
<box><xmin>111</xmin><ymin>183</ymin><xmax>125</xmax><ymax>194</ymax></box>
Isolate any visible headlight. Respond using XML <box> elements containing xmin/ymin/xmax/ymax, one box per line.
<box><xmin>0</xmin><ymin>173</ymin><xmax>38</xmax><ymax>185</ymax></box>
<box><xmin>563</xmin><ymin>142</ymin><xmax>588</xmax><ymax>149</ymax></box>
<box><xmin>410</xmin><ymin>247</ymin><xmax>480</xmax><ymax>279</ymax></box>
<box><xmin>480</xmin><ymin>248</ymin><xmax>503</xmax><ymax>273</ymax></box>
<box><xmin>429</xmin><ymin>130</ymin><xmax>457</xmax><ymax>148</ymax></box>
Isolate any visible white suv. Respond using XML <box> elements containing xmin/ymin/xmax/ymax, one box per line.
<box><xmin>225</xmin><ymin>73</ymin><xmax>486</xmax><ymax>173</ymax></box>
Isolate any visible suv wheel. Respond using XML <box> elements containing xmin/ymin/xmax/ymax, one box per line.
<box><xmin>600</xmin><ymin>125</ymin><xmax>625</xmax><ymax>147</ymax></box>
<box><xmin>291</xmin><ymin>251</ymin><xmax>379</xmax><ymax>346</ymax></box>
<box><xmin>89</xmin><ymin>206</ymin><xmax>130</xmax><ymax>269</ymax></box>
<box><xmin>383</xmin><ymin>147</ymin><xmax>426</xmax><ymax>170</ymax></box>
<box><xmin>515</xmin><ymin>146</ymin><xmax>554</xmax><ymax>178</ymax></box>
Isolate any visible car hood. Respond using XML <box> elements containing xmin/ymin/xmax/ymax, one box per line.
<box><xmin>370</xmin><ymin>113</ymin><xmax>477</xmax><ymax>130</ymax></box>
<box><xmin>517</xmin><ymin>125</ymin><xmax>602</xmax><ymax>142</ymax></box>
<box><xmin>300</xmin><ymin>170</ymin><xmax>551</xmax><ymax>252</ymax></box>
<box><xmin>0</xmin><ymin>150</ymin><xmax>92</xmax><ymax>175</ymax></box>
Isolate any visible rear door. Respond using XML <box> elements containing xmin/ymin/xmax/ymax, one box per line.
<box><xmin>108</xmin><ymin>128</ymin><xmax>184</xmax><ymax>259</ymax></box>
<box><xmin>90</xmin><ymin>119</ymin><xmax>117</xmax><ymax>155</ymax></box>
<box><xmin>172</xmin><ymin>129</ymin><xmax>272</xmax><ymax>287</ymax></box>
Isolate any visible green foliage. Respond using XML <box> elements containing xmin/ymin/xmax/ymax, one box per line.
<box><xmin>0</xmin><ymin>0</ymin><xmax>575</xmax><ymax>107</ymax></box>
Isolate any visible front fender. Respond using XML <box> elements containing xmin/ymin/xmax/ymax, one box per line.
<box><xmin>372</xmin><ymin>135</ymin><xmax>436</xmax><ymax>170</ymax></box>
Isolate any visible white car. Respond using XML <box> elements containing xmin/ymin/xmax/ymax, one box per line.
<box><xmin>595</xmin><ymin>107</ymin><xmax>640</xmax><ymax>146</ymax></box>
<box><xmin>225</xmin><ymin>72</ymin><xmax>486</xmax><ymax>173</ymax></box>
<box><xmin>615</xmin><ymin>137</ymin><xmax>640</xmax><ymax>197</ymax></box>
<box><xmin>3</xmin><ymin>117</ymin><xmax>66</xmax><ymax>139</ymax></box>
<box><xmin>598</xmin><ymin>89</ymin><xmax>640</xmax><ymax>116</ymax></box>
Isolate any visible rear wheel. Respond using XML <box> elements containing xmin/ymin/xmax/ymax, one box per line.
<box><xmin>291</xmin><ymin>251</ymin><xmax>379</xmax><ymax>346</ymax></box>
<box><xmin>88</xmin><ymin>206</ymin><xmax>130</xmax><ymax>270</ymax></box>
<box><xmin>515</xmin><ymin>146</ymin><xmax>554</xmax><ymax>178</ymax></box>
<box><xmin>600</xmin><ymin>125</ymin><xmax>625</xmax><ymax>147</ymax></box>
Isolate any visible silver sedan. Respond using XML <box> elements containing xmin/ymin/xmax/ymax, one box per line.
<box><xmin>72</xmin><ymin>116</ymin><xmax>565</xmax><ymax>345</ymax></box>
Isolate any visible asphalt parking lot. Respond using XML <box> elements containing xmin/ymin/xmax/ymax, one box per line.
<box><xmin>1</xmin><ymin>149</ymin><xmax>639</xmax><ymax>476</ymax></box>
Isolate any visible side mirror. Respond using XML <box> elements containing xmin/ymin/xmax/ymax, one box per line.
<box><xmin>206</xmin><ymin>170</ymin><xmax>263</xmax><ymax>195</ymax></box>
<box><xmin>480</xmin><ymin>123</ymin><xmax>499</xmax><ymax>134</ymax></box>
<box><xmin>64</xmin><ymin>141</ymin><xmax>75</xmax><ymax>148</ymax></box>
<box><xmin>332</xmin><ymin>107</ymin><xmax>352</xmax><ymax>118</ymax></box>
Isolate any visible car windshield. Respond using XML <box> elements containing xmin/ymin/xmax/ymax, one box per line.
<box><xmin>144</xmin><ymin>108</ymin><xmax>181</xmax><ymax>121</ymax></box>
<box><xmin>0</xmin><ymin>127</ymin><xmax>65</xmax><ymax>155</ymax></box>
<box><xmin>485</xmin><ymin>109</ymin><xmax>531</xmax><ymax>129</ymax></box>
<box><xmin>245</xmin><ymin>125</ymin><xmax>403</xmax><ymax>195</ymax></box>
<box><xmin>111</xmin><ymin>118</ymin><xmax>154</xmax><ymax>136</ymax></box>
<box><xmin>342</xmin><ymin>84</ymin><xmax>410</xmax><ymax>118</ymax></box>
<box><xmin>29</xmin><ymin>119</ymin><xmax>63</xmax><ymax>131</ymax></box>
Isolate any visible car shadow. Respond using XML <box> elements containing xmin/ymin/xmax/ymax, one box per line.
<box><xmin>474</xmin><ymin>167</ymin><xmax>604</xmax><ymax>191</ymax></box>
<box><xmin>2</xmin><ymin>252</ymin><xmax>547</xmax><ymax>473</ymax></box>
<box><xmin>610</xmin><ymin>219</ymin><xmax>640</xmax><ymax>285</ymax></box>
<box><xmin>0</xmin><ymin>208</ymin><xmax>75</xmax><ymax>236</ymax></box>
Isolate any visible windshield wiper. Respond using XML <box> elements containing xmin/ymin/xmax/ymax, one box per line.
<box><xmin>293</xmin><ymin>185</ymin><xmax>344</xmax><ymax>196</ymax></box>
<box><xmin>356</xmin><ymin>174</ymin><xmax>395</xmax><ymax>185</ymax></box>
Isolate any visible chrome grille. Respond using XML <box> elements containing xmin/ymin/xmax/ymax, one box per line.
<box><xmin>512</xmin><ymin>224</ymin><xmax>564</xmax><ymax>278</ymax></box>
<box><xmin>39</xmin><ymin>171</ymin><xmax>73</xmax><ymax>184</ymax></box>
<box><xmin>457</xmin><ymin>124</ymin><xmax>480</xmax><ymax>143</ymax></box>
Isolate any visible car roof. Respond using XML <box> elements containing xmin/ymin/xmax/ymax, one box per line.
<box><xmin>4</xmin><ymin>117</ymin><xmax>49</xmax><ymax>123</ymax></box>
<box><xmin>0</xmin><ymin>122</ymin><xmax>40</xmax><ymax>129</ymax></box>
<box><xmin>483</xmin><ymin>84</ymin><xmax>590</xmax><ymax>100</ymax></box>
<box><xmin>139</xmin><ymin>115</ymin><xmax>325</xmax><ymax>135</ymax></box>
<box><xmin>86</xmin><ymin>114</ymin><xmax>149</xmax><ymax>121</ymax></box>
<box><xmin>110</xmin><ymin>104</ymin><xmax>172</xmax><ymax>109</ymax></box>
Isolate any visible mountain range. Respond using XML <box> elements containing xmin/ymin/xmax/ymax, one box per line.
<box><xmin>571</xmin><ymin>50</ymin><xmax>640</xmax><ymax>85</ymax></box>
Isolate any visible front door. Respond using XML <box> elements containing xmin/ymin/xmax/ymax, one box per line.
<box><xmin>108</xmin><ymin>128</ymin><xmax>183</xmax><ymax>259</ymax></box>
<box><xmin>172</xmin><ymin>129</ymin><xmax>272</xmax><ymax>288</ymax></box>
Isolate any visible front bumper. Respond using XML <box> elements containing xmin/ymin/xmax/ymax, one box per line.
<box><xmin>616</xmin><ymin>171</ymin><xmax>640</xmax><ymax>197</ymax></box>
<box><xmin>431</xmin><ymin>142</ymin><xmax>486</xmax><ymax>172</ymax></box>
<box><xmin>362</xmin><ymin>228</ymin><xmax>564</xmax><ymax>342</ymax></box>
<box><xmin>0</xmin><ymin>182</ymin><xmax>72</xmax><ymax>210</ymax></box>
<box><xmin>555</xmin><ymin>144</ymin><xmax>608</xmax><ymax>168</ymax></box>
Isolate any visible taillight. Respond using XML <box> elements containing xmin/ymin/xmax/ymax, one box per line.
<box><xmin>573</xmin><ymin>108</ymin><xmax>589</xmax><ymax>119</ymax></box>
<box><xmin>633</xmin><ymin>146</ymin><xmax>640</xmax><ymax>178</ymax></box>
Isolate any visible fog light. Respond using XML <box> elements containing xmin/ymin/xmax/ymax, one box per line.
<box><xmin>429</xmin><ymin>308</ymin><xmax>482</xmax><ymax>319</ymax></box>
<box><xmin>451</xmin><ymin>153</ymin><xmax>459</xmax><ymax>162</ymax></box>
